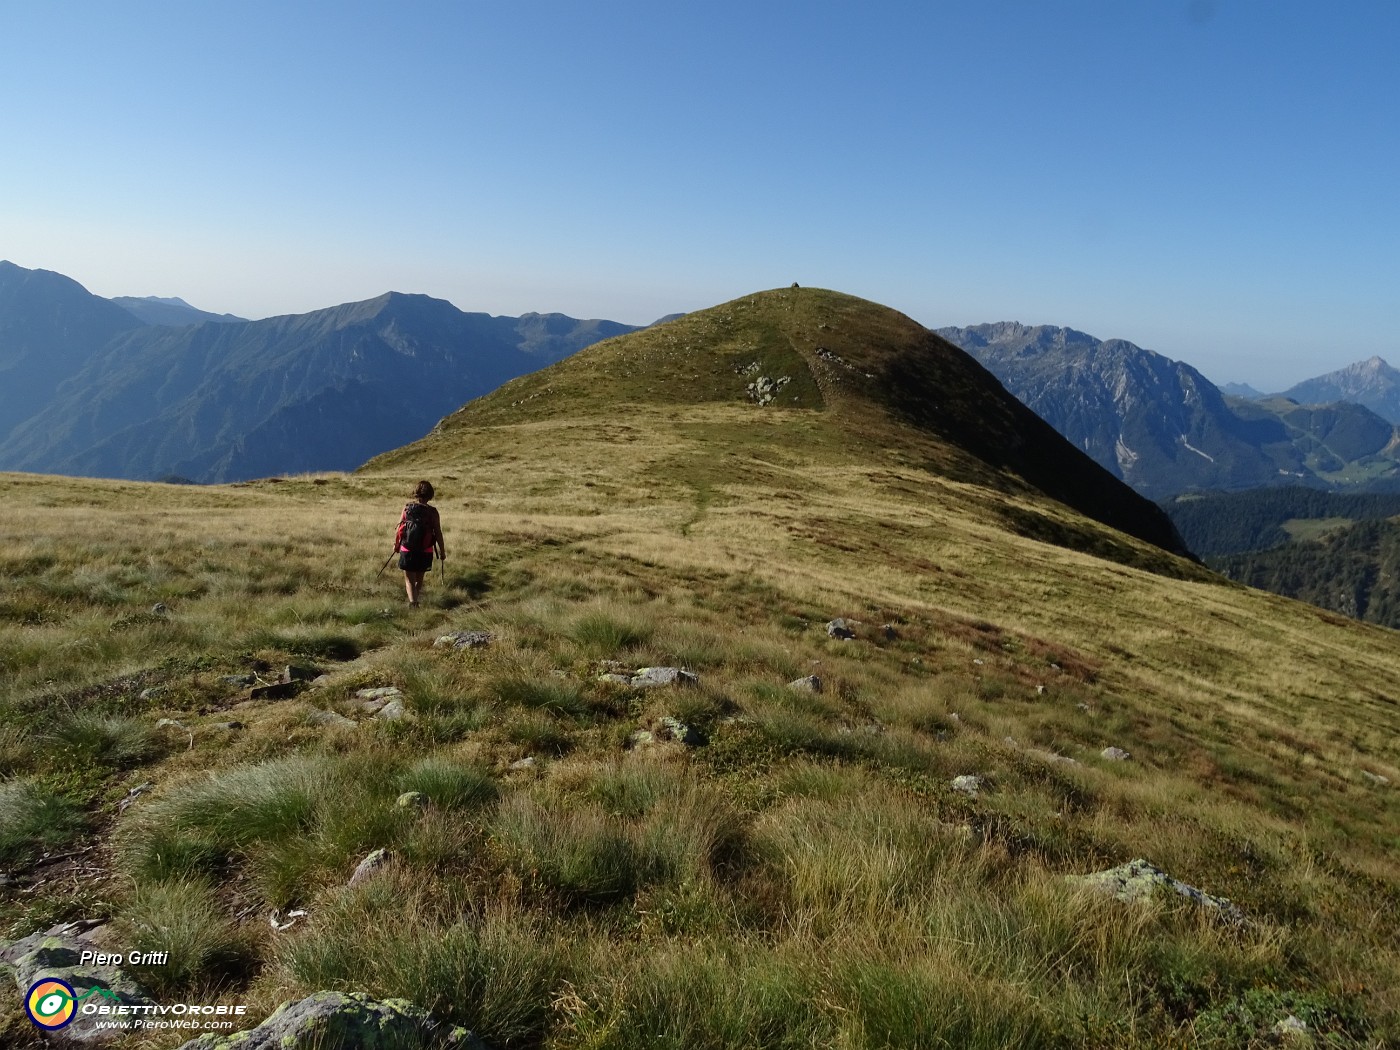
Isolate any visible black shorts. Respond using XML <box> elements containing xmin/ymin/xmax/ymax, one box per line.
<box><xmin>399</xmin><ymin>551</ymin><xmax>434</xmax><ymax>572</ymax></box>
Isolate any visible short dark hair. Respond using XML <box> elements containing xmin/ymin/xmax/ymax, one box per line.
<box><xmin>413</xmin><ymin>480</ymin><xmax>434</xmax><ymax>502</ymax></box>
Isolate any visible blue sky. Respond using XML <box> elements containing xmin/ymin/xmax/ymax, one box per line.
<box><xmin>1</xmin><ymin>0</ymin><xmax>1395</xmax><ymax>389</ymax></box>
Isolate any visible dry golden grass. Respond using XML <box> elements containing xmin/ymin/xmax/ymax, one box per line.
<box><xmin>2</xmin><ymin>289</ymin><xmax>1397</xmax><ymax>1047</ymax></box>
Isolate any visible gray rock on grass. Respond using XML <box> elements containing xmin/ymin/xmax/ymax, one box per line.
<box><xmin>348</xmin><ymin>849</ymin><xmax>389</xmax><ymax>888</ymax></box>
<box><xmin>175</xmin><ymin>991</ymin><xmax>483</xmax><ymax>1049</ymax></box>
<box><xmin>630</xmin><ymin>667</ymin><xmax>698</xmax><ymax>688</ymax></box>
<box><xmin>1100</xmin><ymin>746</ymin><xmax>1131</xmax><ymax>761</ymax></box>
<box><xmin>434</xmin><ymin>630</ymin><xmax>493</xmax><ymax>650</ymax></box>
<box><xmin>787</xmin><ymin>675</ymin><xmax>823</xmax><ymax>693</ymax></box>
<box><xmin>826</xmin><ymin>618</ymin><xmax>856</xmax><ymax>640</ymax></box>
<box><xmin>951</xmin><ymin>774</ymin><xmax>984</xmax><ymax>798</ymax></box>
<box><xmin>1070</xmin><ymin>858</ymin><xmax>1244</xmax><ymax>923</ymax></box>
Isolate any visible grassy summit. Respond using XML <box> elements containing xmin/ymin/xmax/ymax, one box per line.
<box><xmin>1</xmin><ymin>288</ymin><xmax>1397</xmax><ymax>1047</ymax></box>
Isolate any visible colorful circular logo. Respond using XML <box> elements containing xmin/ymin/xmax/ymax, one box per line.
<box><xmin>26</xmin><ymin>978</ymin><xmax>78</xmax><ymax>1030</ymax></box>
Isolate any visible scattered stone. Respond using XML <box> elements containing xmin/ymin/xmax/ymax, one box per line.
<box><xmin>356</xmin><ymin>686</ymin><xmax>403</xmax><ymax>701</ymax></box>
<box><xmin>658</xmin><ymin>716</ymin><xmax>704</xmax><ymax>746</ymax></box>
<box><xmin>150</xmin><ymin>602</ymin><xmax>169</xmax><ymax>616</ymax></box>
<box><xmin>629</xmin><ymin>730</ymin><xmax>655</xmax><ymax>747</ymax></box>
<box><xmin>1273</xmin><ymin>1015</ymin><xmax>1308</xmax><ymax>1036</ymax></box>
<box><xmin>630</xmin><ymin>667</ymin><xmax>699</xmax><ymax>688</ymax></box>
<box><xmin>972</xmin><ymin>658</ymin><xmax>985</xmax><ymax>666</ymax></box>
<box><xmin>951</xmin><ymin>774</ymin><xmax>984</xmax><ymax>798</ymax></box>
<box><xmin>309</xmin><ymin>674</ymin><xmax>334</xmax><ymax>689</ymax></box>
<box><xmin>155</xmin><ymin>717</ymin><xmax>187</xmax><ymax>730</ymax></box>
<box><xmin>221</xmin><ymin>674</ymin><xmax>255</xmax><ymax>687</ymax></box>
<box><xmin>1070</xmin><ymin>858</ymin><xmax>1243</xmax><ymax>923</ymax></box>
<box><xmin>348</xmin><ymin>848</ymin><xmax>389</xmax><ymax>887</ymax></box>
<box><xmin>1076</xmin><ymin>702</ymin><xmax>1091</xmax><ymax>712</ymax></box>
<box><xmin>510</xmin><ymin>757</ymin><xmax>538</xmax><ymax>771</ymax></box>
<box><xmin>174</xmin><ymin>991</ymin><xmax>481</xmax><ymax>1050</ymax></box>
<box><xmin>375</xmin><ymin>698</ymin><xmax>408</xmax><ymax>721</ymax></box>
<box><xmin>598</xmin><ymin>673</ymin><xmax>633</xmax><ymax>684</ymax></box>
<box><xmin>434</xmin><ymin>630</ymin><xmax>493</xmax><ymax>650</ymax></box>
<box><xmin>1036</xmin><ymin>684</ymin><xmax>1046</xmax><ymax>695</ymax></box>
<box><xmin>787</xmin><ymin>674</ymin><xmax>823</xmax><ymax>693</ymax></box>
<box><xmin>396</xmin><ymin>791</ymin><xmax>427</xmax><ymax>809</ymax></box>
<box><xmin>1361</xmin><ymin>770</ymin><xmax>1391</xmax><ymax>786</ymax></box>
<box><xmin>1032</xmin><ymin>749</ymin><xmax>1080</xmax><ymax>766</ymax></box>
<box><xmin>211</xmin><ymin>720</ymin><xmax>245</xmax><ymax>731</ymax></box>
<box><xmin>138</xmin><ymin>686</ymin><xmax>167</xmax><ymax>701</ymax></box>
<box><xmin>283</xmin><ymin>664</ymin><xmax>318</xmax><ymax>682</ymax></box>
<box><xmin>826</xmin><ymin>618</ymin><xmax>856</xmax><ymax>640</ymax></box>
<box><xmin>746</xmin><ymin>374</ymin><xmax>792</xmax><ymax>405</ymax></box>
<box><xmin>881</xmin><ymin>623</ymin><xmax>898</xmax><ymax>641</ymax></box>
<box><xmin>1</xmin><ymin>920</ymin><xmax>154</xmax><ymax>1042</ymax></box>
<box><xmin>1100</xmin><ymin>746</ymin><xmax>1131</xmax><ymax>762</ymax></box>
<box><xmin>304</xmin><ymin>708</ymin><xmax>357</xmax><ymax>730</ymax></box>
<box><xmin>117</xmin><ymin>782</ymin><xmax>153</xmax><ymax>813</ymax></box>
<box><xmin>948</xmin><ymin>712</ymin><xmax>961</xmax><ymax>722</ymax></box>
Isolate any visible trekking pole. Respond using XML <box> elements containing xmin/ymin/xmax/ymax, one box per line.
<box><xmin>375</xmin><ymin>551</ymin><xmax>396</xmax><ymax>580</ymax></box>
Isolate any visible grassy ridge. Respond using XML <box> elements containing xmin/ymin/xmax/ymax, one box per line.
<box><xmin>1</xmin><ymin>288</ymin><xmax>1397</xmax><ymax>1047</ymax></box>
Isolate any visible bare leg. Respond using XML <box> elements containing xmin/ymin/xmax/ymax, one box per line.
<box><xmin>404</xmin><ymin>571</ymin><xmax>426</xmax><ymax>606</ymax></box>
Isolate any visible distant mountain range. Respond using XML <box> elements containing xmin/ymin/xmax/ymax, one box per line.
<box><xmin>0</xmin><ymin>261</ymin><xmax>638</xmax><ymax>482</ymax></box>
<box><xmin>938</xmin><ymin>322</ymin><xmax>1400</xmax><ymax>498</ymax></box>
<box><xmin>110</xmin><ymin>295</ymin><xmax>247</xmax><ymax>327</ymax></box>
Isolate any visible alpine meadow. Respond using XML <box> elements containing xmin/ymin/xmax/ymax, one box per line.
<box><xmin>2</xmin><ymin>288</ymin><xmax>1397</xmax><ymax>1049</ymax></box>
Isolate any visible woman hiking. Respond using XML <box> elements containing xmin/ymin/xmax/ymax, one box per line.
<box><xmin>394</xmin><ymin>480</ymin><xmax>445</xmax><ymax>607</ymax></box>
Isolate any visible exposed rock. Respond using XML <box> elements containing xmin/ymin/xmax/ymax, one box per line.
<box><xmin>396</xmin><ymin>791</ymin><xmax>427</xmax><ymax>809</ymax></box>
<box><xmin>1</xmin><ymin>920</ymin><xmax>154</xmax><ymax>1042</ymax></box>
<box><xmin>117</xmin><ymin>782</ymin><xmax>153</xmax><ymax>813</ymax></box>
<box><xmin>787</xmin><ymin>674</ymin><xmax>823</xmax><ymax>693</ymax></box>
<box><xmin>746</xmin><ymin>374</ymin><xmax>791</xmax><ymax>406</ymax></box>
<box><xmin>598</xmin><ymin>673</ymin><xmax>632</xmax><ymax>684</ymax></box>
<box><xmin>220</xmin><ymin>674</ymin><xmax>255</xmax><ymax>687</ymax></box>
<box><xmin>630</xmin><ymin>667</ymin><xmax>698</xmax><ymax>688</ymax></box>
<box><xmin>348</xmin><ymin>849</ymin><xmax>389</xmax><ymax>887</ymax></box>
<box><xmin>510</xmin><ymin>757</ymin><xmax>537</xmax><ymax>771</ymax></box>
<box><xmin>1273</xmin><ymin>1014</ymin><xmax>1308</xmax><ymax>1036</ymax></box>
<box><xmin>305</xmin><ymin>709</ymin><xmax>357</xmax><ymax>730</ymax></box>
<box><xmin>375</xmin><ymin>699</ymin><xmax>408</xmax><ymax>721</ymax></box>
<box><xmin>1070</xmin><ymin>858</ymin><xmax>1243</xmax><ymax>923</ymax></box>
<box><xmin>138</xmin><ymin>686</ymin><xmax>166</xmax><ymax>701</ymax></box>
<box><xmin>434</xmin><ymin>630</ymin><xmax>493</xmax><ymax>650</ymax></box>
<box><xmin>175</xmin><ymin>991</ymin><xmax>480</xmax><ymax>1050</ymax></box>
<box><xmin>356</xmin><ymin>686</ymin><xmax>403</xmax><ymax>701</ymax></box>
<box><xmin>658</xmin><ymin>716</ymin><xmax>704</xmax><ymax>746</ymax></box>
<box><xmin>826</xmin><ymin>618</ymin><xmax>856</xmax><ymax>640</ymax></box>
<box><xmin>1361</xmin><ymin>770</ymin><xmax>1391</xmax><ymax>786</ymax></box>
<box><xmin>951</xmin><ymin>774</ymin><xmax>984</xmax><ymax>798</ymax></box>
<box><xmin>150</xmin><ymin>602</ymin><xmax>169</xmax><ymax>616</ymax></box>
<box><xmin>1100</xmin><ymin>746</ymin><xmax>1131</xmax><ymax>761</ymax></box>
<box><xmin>881</xmin><ymin>623</ymin><xmax>898</xmax><ymax>640</ymax></box>
<box><xmin>211</xmin><ymin>720</ymin><xmax>244</xmax><ymax>731</ymax></box>
<box><xmin>629</xmin><ymin>730</ymin><xmax>655</xmax><ymax>747</ymax></box>
<box><xmin>248</xmin><ymin>680</ymin><xmax>300</xmax><ymax>701</ymax></box>
<box><xmin>310</xmin><ymin>674</ymin><xmax>334</xmax><ymax>689</ymax></box>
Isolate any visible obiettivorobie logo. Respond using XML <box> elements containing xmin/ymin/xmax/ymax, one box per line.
<box><xmin>24</xmin><ymin>979</ymin><xmax>247</xmax><ymax>1033</ymax></box>
<box><xmin>25</xmin><ymin>979</ymin><xmax>117</xmax><ymax>1030</ymax></box>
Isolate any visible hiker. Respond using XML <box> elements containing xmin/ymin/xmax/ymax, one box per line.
<box><xmin>394</xmin><ymin>480</ymin><xmax>445</xmax><ymax>607</ymax></box>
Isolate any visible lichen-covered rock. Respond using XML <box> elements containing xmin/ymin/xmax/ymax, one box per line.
<box><xmin>951</xmin><ymin>775</ymin><xmax>984</xmax><ymax>798</ymax></box>
<box><xmin>1</xmin><ymin>920</ymin><xmax>154</xmax><ymax>1042</ymax></box>
<box><xmin>356</xmin><ymin>686</ymin><xmax>403</xmax><ymax>701</ymax></box>
<box><xmin>787</xmin><ymin>675</ymin><xmax>823</xmax><ymax>693</ymax></box>
<box><xmin>434</xmin><ymin>631</ymin><xmax>493</xmax><ymax>650</ymax></box>
<box><xmin>1069</xmin><ymin>859</ymin><xmax>1244</xmax><ymax>923</ymax></box>
<box><xmin>375</xmin><ymin>699</ymin><xmax>408</xmax><ymax>721</ymax></box>
<box><xmin>175</xmin><ymin>991</ymin><xmax>482</xmax><ymax>1049</ymax></box>
<box><xmin>826</xmin><ymin>618</ymin><xmax>856</xmax><ymax>640</ymax></box>
<box><xmin>658</xmin><ymin>716</ymin><xmax>704</xmax><ymax>746</ymax></box>
<box><xmin>348</xmin><ymin>849</ymin><xmax>389</xmax><ymax>887</ymax></box>
<box><xmin>305</xmin><ymin>708</ymin><xmax>357</xmax><ymax>729</ymax></box>
<box><xmin>396</xmin><ymin>791</ymin><xmax>427</xmax><ymax>809</ymax></box>
<box><xmin>1100</xmin><ymin>746</ymin><xmax>1131</xmax><ymax>761</ymax></box>
<box><xmin>630</xmin><ymin>667</ymin><xmax>698</xmax><ymax>688</ymax></box>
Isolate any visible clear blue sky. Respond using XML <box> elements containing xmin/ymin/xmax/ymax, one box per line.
<box><xmin>1</xmin><ymin>0</ymin><xmax>1395</xmax><ymax>389</ymax></box>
